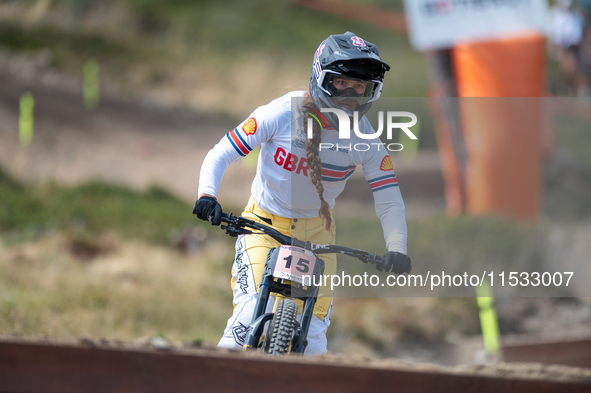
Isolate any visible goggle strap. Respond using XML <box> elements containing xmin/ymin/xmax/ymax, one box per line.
<box><xmin>317</xmin><ymin>69</ymin><xmax>342</xmax><ymax>96</ymax></box>
<box><xmin>305</xmin><ymin>112</ymin><xmax>323</xmax><ymax>130</ymax></box>
<box><xmin>367</xmin><ymin>80</ymin><xmax>383</xmax><ymax>103</ymax></box>
<box><xmin>304</xmin><ymin>106</ymin><xmax>329</xmax><ymax>129</ymax></box>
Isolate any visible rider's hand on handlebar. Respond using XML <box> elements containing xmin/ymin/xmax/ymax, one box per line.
<box><xmin>192</xmin><ymin>196</ymin><xmax>222</xmax><ymax>226</ymax></box>
<box><xmin>378</xmin><ymin>251</ymin><xmax>412</xmax><ymax>274</ymax></box>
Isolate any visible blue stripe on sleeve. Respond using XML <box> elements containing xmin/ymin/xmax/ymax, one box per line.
<box><xmin>235</xmin><ymin>129</ymin><xmax>253</xmax><ymax>152</ymax></box>
<box><xmin>226</xmin><ymin>133</ymin><xmax>246</xmax><ymax>157</ymax></box>
<box><xmin>372</xmin><ymin>183</ymin><xmax>399</xmax><ymax>192</ymax></box>
<box><xmin>322</xmin><ymin>163</ymin><xmax>356</xmax><ymax>171</ymax></box>
<box><xmin>367</xmin><ymin>173</ymin><xmax>397</xmax><ymax>184</ymax></box>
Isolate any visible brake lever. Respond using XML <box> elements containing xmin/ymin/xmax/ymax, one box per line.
<box><xmin>222</xmin><ymin>225</ymin><xmax>253</xmax><ymax>237</ymax></box>
<box><xmin>363</xmin><ymin>252</ymin><xmax>384</xmax><ymax>267</ymax></box>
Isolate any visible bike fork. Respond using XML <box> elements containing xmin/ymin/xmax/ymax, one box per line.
<box><xmin>243</xmin><ymin>276</ymin><xmax>273</xmax><ymax>350</ymax></box>
<box><xmin>291</xmin><ymin>293</ymin><xmax>317</xmax><ymax>353</ymax></box>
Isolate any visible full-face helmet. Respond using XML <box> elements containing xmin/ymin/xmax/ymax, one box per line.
<box><xmin>309</xmin><ymin>32</ymin><xmax>390</xmax><ymax>127</ymax></box>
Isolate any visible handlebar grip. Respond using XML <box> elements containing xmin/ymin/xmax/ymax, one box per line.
<box><xmin>220</xmin><ymin>212</ymin><xmax>235</xmax><ymax>223</ymax></box>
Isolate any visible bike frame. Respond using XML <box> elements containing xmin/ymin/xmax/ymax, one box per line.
<box><xmin>219</xmin><ymin>212</ymin><xmax>384</xmax><ymax>354</ymax></box>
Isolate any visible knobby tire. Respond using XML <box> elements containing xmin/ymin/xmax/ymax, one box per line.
<box><xmin>267</xmin><ymin>299</ymin><xmax>298</xmax><ymax>356</ymax></box>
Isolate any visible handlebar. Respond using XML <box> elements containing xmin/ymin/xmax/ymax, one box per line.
<box><xmin>219</xmin><ymin>212</ymin><xmax>385</xmax><ymax>268</ymax></box>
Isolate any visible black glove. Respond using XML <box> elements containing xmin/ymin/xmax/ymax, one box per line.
<box><xmin>192</xmin><ymin>196</ymin><xmax>222</xmax><ymax>226</ymax></box>
<box><xmin>378</xmin><ymin>251</ymin><xmax>412</xmax><ymax>274</ymax></box>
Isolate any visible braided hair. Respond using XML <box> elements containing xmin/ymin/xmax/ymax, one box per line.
<box><xmin>302</xmin><ymin>93</ymin><xmax>332</xmax><ymax>231</ymax></box>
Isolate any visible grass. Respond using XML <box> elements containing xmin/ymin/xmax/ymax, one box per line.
<box><xmin>0</xmin><ymin>23</ymin><xmax>128</xmax><ymax>56</ymax></box>
<box><xmin>0</xmin><ymin>234</ymin><xmax>233</xmax><ymax>342</ymax></box>
<box><xmin>0</xmin><ymin>169</ymin><xmax>235</xmax><ymax>343</ymax></box>
<box><xmin>550</xmin><ymin>114</ymin><xmax>591</xmax><ymax>170</ymax></box>
<box><xmin>329</xmin><ymin>296</ymin><xmax>480</xmax><ymax>356</ymax></box>
<box><xmin>544</xmin><ymin>112</ymin><xmax>591</xmax><ymax>222</ymax></box>
<box><xmin>333</xmin><ymin>211</ymin><xmax>544</xmax><ymax>280</ymax></box>
<box><xmin>0</xmin><ymin>168</ymin><xmax>210</xmax><ymax>246</ymax></box>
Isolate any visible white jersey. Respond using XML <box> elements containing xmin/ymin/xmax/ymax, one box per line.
<box><xmin>198</xmin><ymin>91</ymin><xmax>407</xmax><ymax>253</ymax></box>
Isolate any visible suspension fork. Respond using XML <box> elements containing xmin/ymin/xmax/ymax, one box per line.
<box><xmin>243</xmin><ymin>275</ymin><xmax>273</xmax><ymax>350</ymax></box>
<box><xmin>291</xmin><ymin>288</ymin><xmax>319</xmax><ymax>354</ymax></box>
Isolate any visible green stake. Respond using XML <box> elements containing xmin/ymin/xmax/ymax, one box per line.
<box><xmin>476</xmin><ymin>279</ymin><xmax>500</xmax><ymax>355</ymax></box>
<box><xmin>19</xmin><ymin>92</ymin><xmax>34</xmax><ymax>147</ymax></box>
<box><xmin>400</xmin><ymin>116</ymin><xmax>420</xmax><ymax>162</ymax></box>
<box><xmin>83</xmin><ymin>58</ymin><xmax>100</xmax><ymax>110</ymax></box>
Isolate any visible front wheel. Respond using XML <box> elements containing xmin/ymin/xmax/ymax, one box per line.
<box><xmin>265</xmin><ymin>299</ymin><xmax>298</xmax><ymax>355</ymax></box>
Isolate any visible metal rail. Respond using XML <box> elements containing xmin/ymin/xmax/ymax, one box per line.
<box><xmin>503</xmin><ymin>338</ymin><xmax>591</xmax><ymax>370</ymax></box>
<box><xmin>1</xmin><ymin>339</ymin><xmax>590</xmax><ymax>393</ymax></box>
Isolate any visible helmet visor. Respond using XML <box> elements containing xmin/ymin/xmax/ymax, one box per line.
<box><xmin>317</xmin><ymin>70</ymin><xmax>383</xmax><ymax>105</ymax></box>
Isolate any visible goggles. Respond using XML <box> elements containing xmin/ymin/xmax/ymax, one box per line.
<box><xmin>317</xmin><ymin>69</ymin><xmax>383</xmax><ymax>105</ymax></box>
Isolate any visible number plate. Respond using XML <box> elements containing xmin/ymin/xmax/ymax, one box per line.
<box><xmin>273</xmin><ymin>245</ymin><xmax>317</xmax><ymax>284</ymax></box>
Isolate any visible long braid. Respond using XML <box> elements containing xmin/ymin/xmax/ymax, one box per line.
<box><xmin>303</xmin><ymin>96</ymin><xmax>332</xmax><ymax>231</ymax></box>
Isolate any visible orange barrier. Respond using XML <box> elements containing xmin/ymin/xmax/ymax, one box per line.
<box><xmin>454</xmin><ymin>34</ymin><xmax>546</xmax><ymax>97</ymax></box>
<box><xmin>458</xmin><ymin>97</ymin><xmax>543</xmax><ymax>219</ymax></box>
<box><xmin>436</xmin><ymin>34</ymin><xmax>546</xmax><ymax>220</ymax></box>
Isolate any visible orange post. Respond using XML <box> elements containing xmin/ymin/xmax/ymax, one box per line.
<box><xmin>448</xmin><ymin>34</ymin><xmax>546</xmax><ymax>220</ymax></box>
<box><xmin>454</xmin><ymin>34</ymin><xmax>546</xmax><ymax>97</ymax></box>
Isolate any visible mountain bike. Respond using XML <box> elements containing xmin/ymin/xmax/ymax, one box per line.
<box><xmin>219</xmin><ymin>212</ymin><xmax>389</xmax><ymax>356</ymax></box>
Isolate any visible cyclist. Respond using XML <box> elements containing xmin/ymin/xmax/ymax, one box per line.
<box><xmin>193</xmin><ymin>32</ymin><xmax>411</xmax><ymax>355</ymax></box>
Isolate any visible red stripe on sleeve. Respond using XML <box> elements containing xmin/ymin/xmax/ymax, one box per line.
<box><xmin>321</xmin><ymin>168</ymin><xmax>354</xmax><ymax>178</ymax></box>
<box><xmin>371</xmin><ymin>177</ymin><xmax>398</xmax><ymax>188</ymax></box>
<box><xmin>230</xmin><ymin>130</ymin><xmax>250</xmax><ymax>156</ymax></box>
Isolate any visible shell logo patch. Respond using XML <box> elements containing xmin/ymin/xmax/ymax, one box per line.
<box><xmin>380</xmin><ymin>156</ymin><xmax>393</xmax><ymax>171</ymax></box>
<box><xmin>242</xmin><ymin>117</ymin><xmax>257</xmax><ymax>136</ymax></box>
